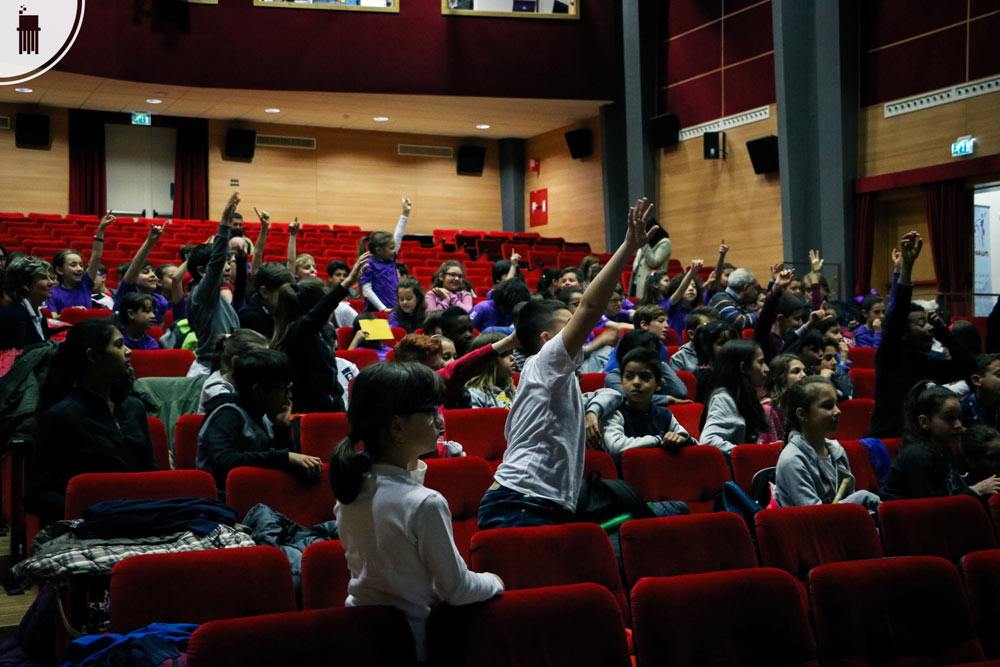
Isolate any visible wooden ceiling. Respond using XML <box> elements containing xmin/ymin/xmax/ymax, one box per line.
<box><xmin>0</xmin><ymin>71</ymin><xmax>608</xmax><ymax>139</ymax></box>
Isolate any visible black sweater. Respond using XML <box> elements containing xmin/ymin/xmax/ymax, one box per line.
<box><xmin>281</xmin><ymin>283</ymin><xmax>349</xmax><ymax>414</ymax></box>
<box><xmin>879</xmin><ymin>442</ymin><xmax>974</xmax><ymax>501</ymax></box>
<box><xmin>26</xmin><ymin>387</ymin><xmax>156</xmax><ymax>525</ymax></box>
<box><xmin>868</xmin><ymin>282</ymin><xmax>977</xmax><ymax>438</ymax></box>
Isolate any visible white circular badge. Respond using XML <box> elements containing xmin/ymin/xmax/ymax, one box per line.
<box><xmin>0</xmin><ymin>1</ymin><xmax>85</xmax><ymax>85</ymax></box>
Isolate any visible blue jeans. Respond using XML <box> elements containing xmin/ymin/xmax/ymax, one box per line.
<box><xmin>478</xmin><ymin>485</ymin><xmax>574</xmax><ymax>530</ymax></box>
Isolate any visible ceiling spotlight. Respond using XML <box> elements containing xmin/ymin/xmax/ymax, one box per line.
<box><xmin>476</xmin><ymin>124</ymin><xmax>491</xmax><ymax>129</ymax></box>
<box><xmin>373</xmin><ymin>116</ymin><xmax>389</xmax><ymax>122</ymax></box>
<box><xmin>265</xmin><ymin>108</ymin><xmax>280</xmax><ymax>113</ymax></box>
<box><xmin>14</xmin><ymin>87</ymin><xmax>32</xmax><ymax>93</ymax></box>
<box><xmin>146</xmin><ymin>98</ymin><xmax>162</xmax><ymax>104</ymax></box>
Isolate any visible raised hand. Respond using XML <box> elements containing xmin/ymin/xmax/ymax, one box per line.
<box><xmin>690</xmin><ymin>258</ymin><xmax>704</xmax><ymax>273</ymax></box>
<box><xmin>809</xmin><ymin>249</ymin><xmax>824</xmax><ymax>273</ymax></box>
<box><xmin>718</xmin><ymin>240</ymin><xmax>729</xmax><ymax>255</ymax></box>
<box><xmin>624</xmin><ymin>197</ymin><xmax>656</xmax><ymax>253</ymax></box>
<box><xmin>806</xmin><ymin>306</ymin><xmax>833</xmax><ymax>329</ymax></box>
<box><xmin>253</xmin><ymin>206</ymin><xmax>270</xmax><ymax>225</ymax></box>
<box><xmin>221</xmin><ymin>192</ymin><xmax>240</xmax><ymax>226</ymax></box>
<box><xmin>402</xmin><ymin>197</ymin><xmax>412</xmax><ymax>216</ymax></box>
<box><xmin>769</xmin><ymin>262</ymin><xmax>784</xmax><ymax>280</ymax></box>
<box><xmin>345</xmin><ymin>251</ymin><xmax>371</xmax><ymax>287</ymax></box>
<box><xmin>774</xmin><ymin>268</ymin><xmax>795</xmax><ymax>293</ymax></box>
<box><xmin>899</xmin><ymin>231</ymin><xmax>922</xmax><ymax>267</ymax></box>
<box><xmin>98</xmin><ymin>210</ymin><xmax>116</xmax><ymax>231</ymax></box>
<box><xmin>289</xmin><ymin>218</ymin><xmax>301</xmax><ymax>236</ymax></box>
<box><xmin>147</xmin><ymin>221</ymin><xmax>167</xmax><ymax>243</ymax></box>
<box><xmin>510</xmin><ymin>252</ymin><xmax>521</xmax><ymax>265</ymax></box>
<box><xmin>892</xmin><ymin>247</ymin><xmax>903</xmax><ymax>273</ymax></box>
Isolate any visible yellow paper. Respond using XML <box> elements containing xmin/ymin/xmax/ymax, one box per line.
<box><xmin>360</xmin><ymin>318</ymin><xmax>394</xmax><ymax>340</ymax></box>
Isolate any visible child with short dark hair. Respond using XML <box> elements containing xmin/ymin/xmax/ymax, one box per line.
<box><xmin>117</xmin><ymin>292</ymin><xmax>159</xmax><ymax>350</ymax></box>
<box><xmin>962</xmin><ymin>353</ymin><xmax>1000</xmax><ymax>428</ymax></box>
<box><xmin>439</xmin><ymin>306</ymin><xmax>475</xmax><ymax>357</ymax></box>
<box><xmin>360</xmin><ymin>198</ymin><xmax>411</xmax><ymax>312</ymax></box>
<box><xmin>669</xmin><ymin>306</ymin><xmax>717</xmax><ymax>373</ymax></box>
<box><xmin>601</xmin><ymin>347</ymin><xmax>695</xmax><ymax>458</ymax></box>
<box><xmin>479</xmin><ymin>197</ymin><xmax>658</xmax><ymax>529</ymax></box>
<box><xmin>773</xmin><ymin>376</ymin><xmax>880</xmax><ymax>508</ymax></box>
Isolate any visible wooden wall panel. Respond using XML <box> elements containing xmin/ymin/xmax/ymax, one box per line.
<box><xmin>869</xmin><ymin>187</ymin><xmax>937</xmax><ymax>296</ymax></box>
<box><xmin>208</xmin><ymin>120</ymin><xmax>502</xmax><ymax>235</ymax></box>
<box><xmin>859</xmin><ymin>92</ymin><xmax>1000</xmax><ymax>177</ymax></box>
<box><xmin>523</xmin><ymin>117</ymin><xmax>605</xmax><ymax>252</ymax></box>
<box><xmin>0</xmin><ymin>104</ymin><xmax>69</xmax><ymax>215</ymax></box>
<box><xmin>656</xmin><ymin>104</ymin><xmax>781</xmax><ymax>282</ymax></box>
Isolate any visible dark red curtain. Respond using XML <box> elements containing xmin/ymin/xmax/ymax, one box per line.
<box><xmin>172</xmin><ymin>118</ymin><xmax>208</xmax><ymax>220</ymax></box>
<box><xmin>853</xmin><ymin>192</ymin><xmax>876</xmax><ymax>295</ymax></box>
<box><xmin>924</xmin><ymin>179</ymin><xmax>973</xmax><ymax>316</ymax></box>
<box><xmin>68</xmin><ymin>110</ymin><xmax>106</xmax><ymax>215</ymax></box>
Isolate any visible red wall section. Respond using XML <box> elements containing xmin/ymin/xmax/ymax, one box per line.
<box><xmin>861</xmin><ymin>0</ymin><xmax>1000</xmax><ymax>106</ymax></box>
<box><xmin>657</xmin><ymin>0</ymin><xmax>775</xmax><ymax>127</ymax></box>
<box><xmin>54</xmin><ymin>2</ymin><xmax>618</xmax><ymax>101</ymax></box>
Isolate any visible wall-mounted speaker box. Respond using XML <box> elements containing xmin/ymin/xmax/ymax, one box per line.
<box><xmin>746</xmin><ymin>135</ymin><xmax>779</xmax><ymax>174</ymax></box>
<box><xmin>456</xmin><ymin>145</ymin><xmax>486</xmax><ymax>175</ymax></box>
<box><xmin>703</xmin><ymin>131</ymin><xmax>725</xmax><ymax>160</ymax></box>
<box><xmin>15</xmin><ymin>113</ymin><xmax>50</xmax><ymax>149</ymax></box>
<box><xmin>649</xmin><ymin>112</ymin><xmax>680</xmax><ymax>148</ymax></box>
<box><xmin>224</xmin><ymin>128</ymin><xmax>257</xmax><ymax>160</ymax></box>
<box><xmin>564</xmin><ymin>127</ymin><xmax>593</xmax><ymax>159</ymax></box>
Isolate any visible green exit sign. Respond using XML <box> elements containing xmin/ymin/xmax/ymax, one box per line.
<box><xmin>952</xmin><ymin>136</ymin><xmax>975</xmax><ymax>157</ymax></box>
<box><xmin>132</xmin><ymin>113</ymin><xmax>152</xmax><ymax>126</ymax></box>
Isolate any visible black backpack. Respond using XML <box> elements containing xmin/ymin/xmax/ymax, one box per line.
<box><xmin>574</xmin><ymin>470</ymin><xmax>655</xmax><ymax>525</ymax></box>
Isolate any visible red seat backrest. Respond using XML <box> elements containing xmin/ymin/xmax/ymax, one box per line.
<box><xmin>58</xmin><ymin>308</ymin><xmax>112</xmax><ymax>326</ymax></box>
<box><xmin>187</xmin><ymin>606</ymin><xmax>416</xmax><ymax>667</ymax></box>
<box><xmin>961</xmin><ymin>548</ymin><xmax>1000</xmax><ymax>659</ymax></box>
<box><xmin>880</xmin><ymin>495</ymin><xmax>998</xmax><ymax>563</ymax></box>
<box><xmin>427</xmin><ymin>584</ymin><xmax>630</xmax><ymax>667</ymax></box>
<box><xmin>831</xmin><ymin>398</ymin><xmax>874</xmax><ymax>440</ymax></box>
<box><xmin>850</xmin><ymin>346</ymin><xmax>876</xmax><ymax>369</ymax></box>
<box><xmin>64</xmin><ymin>470</ymin><xmax>217</xmax><ymax>520</ymax></box>
<box><xmin>580</xmin><ymin>372</ymin><xmax>606</xmax><ymax>394</ymax></box>
<box><xmin>110</xmin><ymin>546</ymin><xmax>297</xmax><ymax>634</ymax></box>
<box><xmin>130</xmin><ymin>349</ymin><xmax>195</xmax><ymax>379</ymax></box>
<box><xmin>731</xmin><ymin>443</ymin><xmax>782</xmax><ymax>493</ymax></box>
<box><xmin>848</xmin><ymin>368</ymin><xmax>876</xmax><ymax>400</ymax></box>
<box><xmin>669</xmin><ymin>401</ymin><xmax>703</xmax><ymax>439</ymax></box>
<box><xmin>838</xmin><ymin>440</ymin><xmax>880</xmax><ymax>493</ymax></box>
<box><xmin>173</xmin><ymin>413</ymin><xmax>205</xmax><ymax>470</ymax></box>
<box><xmin>300</xmin><ymin>412</ymin><xmax>351</xmax><ymax>461</ymax></box>
<box><xmin>584</xmin><ymin>449</ymin><xmax>618</xmax><ymax>480</ymax></box>
<box><xmin>674</xmin><ymin>371</ymin><xmax>697</xmax><ymax>402</ymax></box>
<box><xmin>620</xmin><ymin>513</ymin><xmax>757</xmax><ymax>588</ymax></box>
<box><xmin>425</xmin><ymin>457</ymin><xmax>494</xmax><ymax>566</ymax></box>
<box><xmin>471</xmin><ymin>524</ymin><xmax>631</xmax><ymax>625</ymax></box>
<box><xmin>334</xmin><ymin>348</ymin><xmax>379</xmax><ymax>370</ymax></box>
<box><xmin>631</xmin><ymin>569</ymin><xmax>817</xmax><ymax>667</ymax></box>
<box><xmin>621</xmin><ymin>446</ymin><xmax>729</xmax><ymax>513</ymax></box>
<box><xmin>147</xmin><ymin>416</ymin><xmax>170</xmax><ymax>471</ymax></box>
<box><xmin>225</xmin><ymin>465</ymin><xmax>336</xmax><ymax>527</ymax></box>
<box><xmin>443</xmin><ymin>408</ymin><xmax>508</xmax><ymax>466</ymax></box>
<box><xmin>810</xmin><ymin>556</ymin><xmax>985</xmax><ymax>666</ymax></box>
<box><xmin>300</xmin><ymin>540</ymin><xmax>350</xmax><ymax>611</ymax></box>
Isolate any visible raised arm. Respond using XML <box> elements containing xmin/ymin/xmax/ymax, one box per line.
<box><xmin>168</xmin><ymin>258</ymin><xmax>188</xmax><ymax>306</ymax></box>
<box><xmin>754</xmin><ymin>268</ymin><xmax>793</xmax><ymax>359</ymax></box>
<box><xmin>198</xmin><ymin>193</ymin><xmax>238</xmax><ymax>301</ymax></box>
<box><xmin>251</xmin><ymin>206</ymin><xmax>271</xmax><ymax>277</ymax></box>
<box><xmin>393</xmin><ymin>197</ymin><xmax>411</xmax><ymax>247</ymax></box>
<box><xmin>562</xmin><ymin>198</ymin><xmax>657</xmax><ymax>357</ymax></box>
<box><xmin>286</xmin><ymin>218</ymin><xmax>300</xmax><ymax>274</ymax></box>
<box><xmin>670</xmin><ymin>259</ymin><xmax>703</xmax><ymax>306</ymax></box>
<box><xmin>86</xmin><ymin>211</ymin><xmax>115</xmax><ymax>282</ymax></box>
<box><xmin>300</xmin><ymin>253</ymin><xmax>369</xmax><ymax>333</ymax></box>
<box><xmin>707</xmin><ymin>241</ymin><xmax>729</xmax><ymax>290</ymax></box>
<box><xmin>505</xmin><ymin>253</ymin><xmax>521</xmax><ymax>281</ymax></box>
<box><xmin>122</xmin><ymin>221</ymin><xmax>167</xmax><ymax>287</ymax></box>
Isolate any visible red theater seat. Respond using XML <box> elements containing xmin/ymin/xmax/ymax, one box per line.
<box><xmin>187</xmin><ymin>606</ymin><xmax>416</xmax><ymax>667</ymax></box>
<box><xmin>849</xmin><ymin>367</ymin><xmax>876</xmax><ymax>400</ymax></box>
<box><xmin>584</xmin><ymin>449</ymin><xmax>618</xmax><ymax>480</ymax></box>
<box><xmin>64</xmin><ymin>470</ymin><xmax>217</xmax><ymax>520</ymax></box>
<box><xmin>424</xmin><ymin>457</ymin><xmax>493</xmax><ymax>565</ymax></box>
<box><xmin>731</xmin><ymin>442</ymin><xmax>782</xmax><ymax>494</ymax></box>
<box><xmin>299</xmin><ymin>412</ymin><xmax>350</xmax><ymax>461</ymax></box>
<box><xmin>675</xmin><ymin>371</ymin><xmax>697</xmax><ymax>402</ymax></box>
<box><xmin>58</xmin><ymin>308</ymin><xmax>112</xmax><ymax>325</ymax></box>
<box><xmin>580</xmin><ymin>372</ymin><xmax>606</xmax><ymax>393</ymax></box>
<box><xmin>147</xmin><ymin>416</ymin><xmax>170</xmax><ymax>471</ymax></box>
<box><xmin>444</xmin><ymin>408</ymin><xmax>508</xmax><ymax>468</ymax></box>
<box><xmin>226</xmin><ymin>466</ymin><xmax>336</xmax><ymax>526</ymax></box>
<box><xmin>810</xmin><ymin>556</ymin><xmax>986</xmax><ymax>666</ymax></box>
<box><xmin>755</xmin><ymin>503</ymin><xmax>883</xmax><ymax>607</ymax></box>
<box><xmin>631</xmin><ymin>569</ymin><xmax>818</xmax><ymax>667</ymax></box>
<box><xmin>669</xmin><ymin>401</ymin><xmax>703</xmax><ymax>439</ymax></box>
<box><xmin>129</xmin><ymin>349</ymin><xmax>195</xmax><ymax>378</ymax></box>
<box><xmin>620</xmin><ymin>513</ymin><xmax>757</xmax><ymax>588</ymax></box>
<box><xmin>110</xmin><ymin>546</ymin><xmax>297</xmax><ymax>634</ymax></box>
<box><xmin>300</xmin><ymin>540</ymin><xmax>350</xmax><ymax>611</ymax></box>
<box><xmin>173</xmin><ymin>413</ymin><xmax>205</xmax><ymax>470</ymax></box>
<box><xmin>850</xmin><ymin>346</ymin><xmax>876</xmax><ymax>369</ymax></box>
<box><xmin>621</xmin><ymin>446</ymin><xmax>729</xmax><ymax>513</ymax></box>
<box><xmin>428</xmin><ymin>584</ymin><xmax>630</xmax><ymax>667</ymax></box>
<box><xmin>962</xmin><ymin>548</ymin><xmax>1000</xmax><ymax>659</ymax></box>
<box><xmin>471</xmin><ymin>523</ymin><xmax>630</xmax><ymax>626</ymax></box>
<box><xmin>334</xmin><ymin>348</ymin><xmax>379</xmax><ymax>369</ymax></box>
<box><xmin>838</xmin><ymin>440</ymin><xmax>881</xmax><ymax>493</ymax></box>
<box><xmin>880</xmin><ymin>495</ymin><xmax>998</xmax><ymax>563</ymax></box>
<box><xmin>831</xmin><ymin>398</ymin><xmax>874</xmax><ymax>440</ymax></box>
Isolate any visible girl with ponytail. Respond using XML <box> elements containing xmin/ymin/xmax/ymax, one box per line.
<box><xmin>330</xmin><ymin>362</ymin><xmax>503</xmax><ymax>662</ymax></box>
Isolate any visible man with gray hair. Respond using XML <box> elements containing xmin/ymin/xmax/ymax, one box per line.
<box><xmin>708</xmin><ymin>267</ymin><xmax>760</xmax><ymax>330</ymax></box>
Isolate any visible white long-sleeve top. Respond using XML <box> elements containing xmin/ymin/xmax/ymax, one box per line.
<box><xmin>699</xmin><ymin>388</ymin><xmax>745</xmax><ymax>455</ymax></box>
<box><xmin>335</xmin><ymin>460</ymin><xmax>503</xmax><ymax>661</ymax></box>
<box><xmin>601</xmin><ymin>408</ymin><xmax>694</xmax><ymax>456</ymax></box>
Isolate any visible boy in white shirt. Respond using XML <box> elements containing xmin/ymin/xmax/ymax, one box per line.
<box><xmin>478</xmin><ymin>198</ymin><xmax>657</xmax><ymax>528</ymax></box>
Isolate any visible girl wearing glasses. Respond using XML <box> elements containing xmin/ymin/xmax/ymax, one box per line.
<box><xmin>426</xmin><ymin>260</ymin><xmax>473</xmax><ymax>313</ymax></box>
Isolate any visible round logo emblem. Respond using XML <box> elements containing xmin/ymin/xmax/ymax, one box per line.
<box><xmin>0</xmin><ymin>1</ymin><xmax>85</xmax><ymax>85</ymax></box>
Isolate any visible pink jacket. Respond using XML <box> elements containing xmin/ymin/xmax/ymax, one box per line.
<box><xmin>425</xmin><ymin>289</ymin><xmax>472</xmax><ymax>313</ymax></box>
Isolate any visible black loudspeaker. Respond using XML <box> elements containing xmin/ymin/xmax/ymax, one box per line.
<box><xmin>456</xmin><ymin>145</ymin><xmax>486</xmax><ymax>175</ymax></box>
<box><xmin>746</xmin><ymin>135</ymin><xmax>779</xmax><ymax>174</ymax></box>
<box><xmin>649</xmin><ymin>113</ymin><xmax>680</xmax><ymax>148</ymax></box>
<box><xmin>703</xmin><ymin>131</ymin><xmax>725</xmax><ymax>160</ymax></box>
<box><xmin>224</xmin><ymin>128</ymin><xmax>256</xmax><ymax>160</ymax></box>
<box><xmin>564</xmin><ymin>128</ymin><xmax>593</xmax><ymax>159</ymax></box>
<box><xmin>15</xmin><ymin>113</ymin><xmax>50</xmax><ymax>149</ymax></box>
